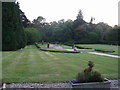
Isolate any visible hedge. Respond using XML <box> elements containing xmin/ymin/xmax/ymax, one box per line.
<box><xmin>75</xmin><ymin>46</ymin><xmax>92</xmax><ymax>49</ymax></box>
<box><xmin>40</xmin><ymin>48</ymin><xmax>80</xmax><ymax>53</ymax></box>
<box><xmin>34</xmin><ymin>43</ymin><xmax>41</xmax><ymax>48</ymax></box>
<box><xmin>95</xmin><ymin>49</ymin><xmax>115</xmax><ymax>53</ymax></box>
<box><xmin>64</xmin><ymin>44</ymin><xmax>92</xmax><ymax>49</ymax></box>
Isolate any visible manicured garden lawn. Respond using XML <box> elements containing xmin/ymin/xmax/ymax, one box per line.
<box><xmin>76</xmin><ymin>44</ymin><xmax>119</xmax><ymax>55</ymax></box>
<box><xmin>2</xmin><ymin>45</ymin><xmax>118</xmax><ymax>83</ymax></box>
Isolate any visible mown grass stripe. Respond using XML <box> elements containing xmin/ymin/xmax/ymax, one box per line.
<box><xmin>2</xmin><ymin>45</ymin><xmax>118</xmax><ymax>83</ymax></box>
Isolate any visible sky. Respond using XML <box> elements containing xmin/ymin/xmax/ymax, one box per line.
<box><xmin>17</xmin><ymin>0</ymin><xmax>119</xmax><ymax>26</ymax></box>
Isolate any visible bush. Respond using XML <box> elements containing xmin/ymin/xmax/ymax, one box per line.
<box><xmin>76</xmin><ymin>61</ymin><xmax>104</xmax><ymax>83</ymax></box>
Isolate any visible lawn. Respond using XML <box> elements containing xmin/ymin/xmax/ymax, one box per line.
<box><xmin>0</xmin><ymin>51</ymin><xmax>2</xmax><ymax>85</ymax></box>
<box><xmin>2</xmin><ymin>45</ymin><xmax>118</xmax><ymax>83</ymax></box>
<box><xmin>76</xmin><ymin>44</ymin><xmax>119</xmax><ymax>55</ymax></box>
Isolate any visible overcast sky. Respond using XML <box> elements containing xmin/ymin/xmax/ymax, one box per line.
<box><xmin>17</xmin><ymin>0</ymin><xmax>119</xmax><ymax>26</ymax></box>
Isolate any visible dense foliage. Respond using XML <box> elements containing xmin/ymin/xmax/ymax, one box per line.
<box><xmin>24</xmin><ymin>28</ymin><xmax>40</xmax><ymax>45</ymax></box>
<box><xmin>2</xmin><ymin>2</ymin><xmax>40</xmax><ymax>51</ymax></box>
<box><xmin>32</xmin><ymin>10</ymin><xmax>119</xmax><ymax>45</ymax></box>
<box><xmin>2</xmin><ymin>2</ymin><xmax>26</xmax><ymax>51</ymax></box>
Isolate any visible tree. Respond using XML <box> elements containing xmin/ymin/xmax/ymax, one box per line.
<box><xmin>19</xmin><ymin>9</ymin><xmax>30</xmax><ymax>28</ymax></box>
<box><xmin>90</xmin><ymin>17</ymin><xmax>95</xmax><ymax>24</ymax></box>
<box><xmin>72</xmin><ymin>10</ymin><xmax>86</xmax><ymax>42</ymax></box>
<box><xmin>32</xmin><ymin>16</ymin><xmax>47</xmax><ymax>42</ymax></box>
<box><xmin>94</xmin><ymin>22</ymin><xmax>112</xmax><ymax>43</ymax></box>
<box><xmin>2</xmin><ymin>2</ymin><xmax>26</xmax><ymax>51</ymax></box>
<box><xmin>73</xmin><ymin>10</ymin><xmax>85</xmax><ymax>28</ymax></box>
<box><xmin>32</xmin><ymin>16</ymin><xmax>46</xmax><ymax>26</ymax></box>
<box><xmin>24</xmin><ymin>28</ymin><xmax>40</xmax><ymax>45</ymax></box>
<box><xmin>74</xmin><ymin>24</ymin><xmax>88</xmax><ymax>43</ymax></box>
<box><xmin>37</xmin><ymin>16</ymin><xmax>46</xmax><ymax>24</ymax></box>
<box><xmin>62</xmin><ymin>19</ymin><xmax>74</xmax><ymax>42</ymax></box>
<box><xmin>106</xmin><ymin>25</ymin><xmax>119</xmax><ymax>45</ymax></box>
<box><xmin>30</xmin><ymin>10</ymin><xmax>118</xmax><ymax>45</ymax></box>
<box><xmin>87</xmin><ymin>32</ymin><xmax>99</xmax><ymax>43</ymax></box>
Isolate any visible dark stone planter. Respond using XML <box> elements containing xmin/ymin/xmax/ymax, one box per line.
<box><xmin>69</xmin><ymin>79</ymin><xmax>111</xmax><ymax>88</ymax></box>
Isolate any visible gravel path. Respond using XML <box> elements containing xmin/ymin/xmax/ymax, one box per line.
<box><xmin>50</xmin><ymin>44</ymin><xmax>64</xmax><ymax>50</ymax></box>
<box><xmin>5</xmin><ymin>83</ymin><xmax>70</xmax><ymax>88</ymax></box>
<box><xmin>88</xmin><ymin>52</ymin><xmax>120</xmax><ymax>58</ymax></box>
<box><xmin>2</xmin><ymin>79</ymin><xmax>119</xmax><ymax>89</ymax></box>
<box><xmin>50</xmin><ymin>44</ymin><xmax>89</xmax><ymax>51</ymax></box>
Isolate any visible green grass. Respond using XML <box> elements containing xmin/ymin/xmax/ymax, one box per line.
<box><xmin>2</xmin><ymin>45</ymin><xmax>118</xmax><ymax>83</ymax></box>
<box><xmin>0</xmin><ymin>51</ymin><xmax>2</xmax><ymax>85</ymax></box>
<box><xmin>76</xmin><ymin>44</ymin><xmax>119</xmax><ymax>55</ymax></box>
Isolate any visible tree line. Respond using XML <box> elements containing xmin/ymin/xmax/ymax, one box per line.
<box><xmin>2</xmin><ymin>2</ymin><xmax>119</xmax><ymax>51</ymax></box>
<box><xmin>31</xmin><ymin>10</ymin><xmax>119</xmax><ymax>45</ymax></box>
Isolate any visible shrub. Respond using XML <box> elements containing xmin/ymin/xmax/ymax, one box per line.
<box><xmin>92</xmin><ymin>71</ymin><xmax>103</xmax><ymax>82</ymax></box>
<box><xmin>76</xmin><ymin>72</ymin><xmax>85</xmax><ymax>83</ymax></box>
<box><xmin>76</xmin><ymin>61</ymin><xmax>104</xmax><ymax>83</ymax></box>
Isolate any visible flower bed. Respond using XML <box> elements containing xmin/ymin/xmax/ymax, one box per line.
<box><xmin>35</xmin><ymin>43</ymin><xmax>80</xmax><ymax>53</ymax></box>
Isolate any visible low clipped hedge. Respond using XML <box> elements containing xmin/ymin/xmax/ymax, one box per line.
<box><xmin>34</xmin><ymin>43</ymin><xmax>41</xmax><ymax>48</ymax></box>
<box><xmin>64</xmin><ymin>44</ymin><xmax>92</xmax><ymax>49</ymax></box>
<box><xmin>75</xmin><ymin>46</ymin><xmax>92</xmax><ymax>49</ymax></box>
<box><xmin>64</xmin><ymin>43</ymin><xmax>74</xmax><ymax>46</ymax></box>
<box><xmin>95</xmin><ymin>49</ymin><xmax>115</xmax><ymax>53</ymax></box>
<box><xmin>40</xmin><ymin>48</ymin><xmax>80</xmax><ymax>53</ymax></box>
